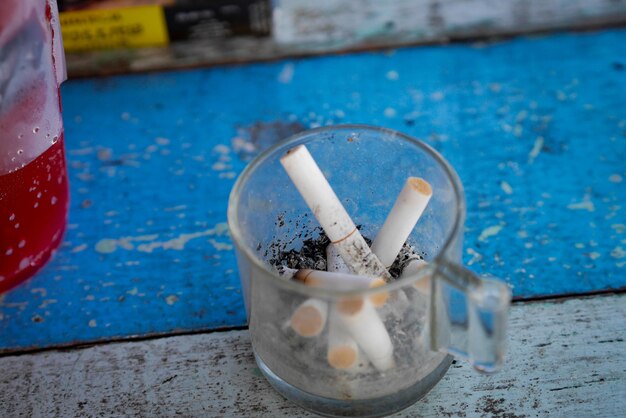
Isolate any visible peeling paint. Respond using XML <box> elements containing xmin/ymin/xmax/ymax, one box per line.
<box><xmin>500</xmin><ymin>181</ymin><xmax>513</xmax><ymax>195</ymax></box>
<box><xmin>135</xmin><ymin>224</ymin><xmax>229</xmax><ymax>253</ymax></box>
<box><xmin>277</xmin><ymin>62</ymin><xmax>295</xmax><ymax>84</ymax></box>
<box><xmin>610</xmin><ymin>246</ymin><xmax>625</xmax><ymax>259</ymax></box>
<box><xmin>95</xmin><ymin>234</ymin><xmax>160</xmax><ymax>254</ymax></box>
<box><xmin>567</xmin><ymin>200</ymin><xmax>595</xmax><ymax>212</ymax></box>
<box><xmin>478</xmin><ymin>225</ymin><xmax>503</xmax><ymax>242</ymax></box>
<box><xmin>528</xmin><ymin>136</ymin><xmax>544</xmax><ymax>164</ymax></box>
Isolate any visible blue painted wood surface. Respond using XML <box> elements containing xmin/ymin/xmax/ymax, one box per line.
<box><xmin>1</xmin><ymin>29</ymin><xmax>625</xmax><ymax>352</ymax></box>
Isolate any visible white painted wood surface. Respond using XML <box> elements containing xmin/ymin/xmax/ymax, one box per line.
<box><xmin>65</xmin><ymin>1</ymin><xmax>626</xmax><ymax>77</ymax></box>
<box><xmin>274</xmin><ymin>0</ymin><xmax>626</xmax><ymax>44</ymax></box>
<box><xmin>1</xmin><ymin>294</ymin><xmax>624</xmax><ymax>417</ymax></box>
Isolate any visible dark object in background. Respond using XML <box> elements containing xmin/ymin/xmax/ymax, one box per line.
<box><xmin>57</xmin><ymin>0</ymin><xmax>270</xmax><ymax>51</ymax></box>
<box><xmin>164</xmin><ymin>0</ymin><xmax>270</xmax><ymax>41</ymax></box>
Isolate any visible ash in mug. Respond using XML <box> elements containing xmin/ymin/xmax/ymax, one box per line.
<box><xmin>228</xmin><ymin>125</ymin><xmax>511</xmax><ymax>417</ymax></box>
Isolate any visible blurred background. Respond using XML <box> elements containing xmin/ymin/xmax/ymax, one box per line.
<box><xmin>59</xmin><ymin>0</ymin><xmax>626</xmax><ymax>77</ymax></box>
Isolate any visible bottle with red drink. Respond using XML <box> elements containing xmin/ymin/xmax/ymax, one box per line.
<box><xmin>0</xmin><ymin>0</ymin><xmax>69</xmax><ymax>293</ymax></box>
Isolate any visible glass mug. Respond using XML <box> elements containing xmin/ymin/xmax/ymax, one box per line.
<box><xmin>228</xmin><ymin>125</ymin><xmax>511</xmax><ymax>417</ymax></box>
<box><xmin>0</xmin><ymin>0</ymin><xmax>68</xmax><ymax>293</ymax></box>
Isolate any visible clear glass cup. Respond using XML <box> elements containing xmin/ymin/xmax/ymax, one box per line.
<box><xmin>228</xmin><ymin>125</ymin><xmax>511</xmax><ymax>417</ymax></box>
<box><xmin>0</xmin><ymin>0</ymin><xmax>68</xmax><ymax>293</ymax></box>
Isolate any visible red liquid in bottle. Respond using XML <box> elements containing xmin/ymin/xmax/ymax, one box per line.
<box><xmin>0</xmin><ymin>135</ymin><xmax>69</xmax><ymax>293</ymax></box>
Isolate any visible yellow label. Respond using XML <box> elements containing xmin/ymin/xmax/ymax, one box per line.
<box><xmin>60</xmin><ymin>5</ymin><xmax>169</xmax><ymax>51</ymax></box>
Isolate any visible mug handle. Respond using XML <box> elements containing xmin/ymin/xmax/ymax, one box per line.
<box><xmin>428</xmin><ymin>260</ymin><xmax>511</xmax><ymax>373</ymax></box>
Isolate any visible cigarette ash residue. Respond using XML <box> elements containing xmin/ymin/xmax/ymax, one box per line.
<box><xmin>266</xmin><ymin>227</ymin><xmax>331</xmax><ymax>272</ymax></box>
<box><xmin>255</xmin><ymin>221</ymin><xmax>437</xmax><ymax>399</ymax></box>
<box><xmin>265</xmin><ymin>227</ymin><xmax>424</xmax><ymax>280</ymax></box>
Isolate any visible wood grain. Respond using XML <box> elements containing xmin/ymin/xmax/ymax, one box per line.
<box><xmin>274</xmin><ymin>0</ymin><xmax>626</xmax><ymax>44</ymax></box>
<box><xmin>1</xmin><ymin>294</ymin><xmax>624</xmax><ymax>417</ymax></box>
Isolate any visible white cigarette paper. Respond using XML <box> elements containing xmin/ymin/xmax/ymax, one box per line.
<box><xmin>371</xmin><ymin>177</ymin><xmax>433</xmax><ymax>268</ymax></box>
<box><xmin>289</xmin><ymin>298</ymin><xmax>328</xmax><ymax>337</ymax></box>
<box><xmin>400</xmin><ymin>258</ymin><xmax>430</xmax><ymax>294</ymax></box>
<box><xmin>325</xmin><ymin>244</ymin><xmax>388</xmax><ymax>307</ymax></box>
<box><xmin>326</xmin><ymin>243</ymin><xmax>360</xmax><ymax>370</ymax></box>
<box><xmin>280</xmin><ymin>266</ymin><xmax>376</xmax><ymax>288</ymax></box>
<box><xmin>336</xmin><ymin>297</ymin><xmax>394</xmax><ymax>372</ymax></box>
<box><xmin>292</xmin><ymin>269</ymin><xmax>386</xmax><ymax>306</ymax></box>
<box><xmin>280</xmin><ymin>145</ymin><xmax>391</xmax><ymax>281</ymax></box>
<box><xmin>327</xmin><ymin>306</ymin><xmax>359</xmax><ymax>369</ymax></box>
<box><xmin>331</xmin><ymin>239</ymin><xmax>394</xmax><ymax>372</ymax></box>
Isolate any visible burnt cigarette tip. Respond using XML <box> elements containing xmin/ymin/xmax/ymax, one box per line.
<box><xmin>282</xmin><ymin>145</ymin><xmax>304</xmax><ymax>159</ymax></box>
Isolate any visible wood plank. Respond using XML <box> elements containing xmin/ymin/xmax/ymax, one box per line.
<box><xmin>1</xmin><ymin>294</ymin><xmax>624</xmax><ymax>417</ymax></box>
<box><xmin>65</xmin><ymin>0</ymin><xmax>626</xmax><ymax>77</ymax></box>
<box><xmin>1</xmin><ymin>29</ymin><xmax>625</xmax><ymax>353</ymax></box>
<box><xmin>274</xmin><ymin>0</ymin><xmax>626</xmax><ymax>44</ymax></box>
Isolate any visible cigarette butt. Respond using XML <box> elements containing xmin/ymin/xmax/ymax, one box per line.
<box><xmin>327</xmin><ymin>244</ymin><xmax>389</xmax><ymax>307</ymax></box>
<box><xmin>336</xmin><ymin>297</ymin><xmax>395</xmax><ymax>371</ymax></box>
<box><xmin>280</xmin><ymin>145</ymin><xmax>390</xmax><ymax>280</ymax></box>
<box><xmin>371</xmin><ymin>177</ymin><xmax>433</xmax><ymax>268</ymax></box>
<box><xmin>326</xmin><ymin>244</ymin><xmax>362</xmax><ymax>371</ymax></box>
<box><xmin>328</xmin><ymin>345</ymin><xmax>358</xmax><ymax>369</ymax></box>
<box><xmin>327</xmin><ymin>308</ymin><xmax>359</xmax><ymax>370</ymax></box>
<box><xmin>290</xmin><ymin>299</ymin><xmax>328</xmax><ymax>337</ymax></box>
<box><xmin>401</xmin><ymin>258</ymin><xmax>430</xmax><ymax>294</ymax></box>
<box><xmin>294</xmin><ymin>268</ymin><xmax>385</xmax><ymax>292</ymax></box>
<box><xmin>326</xmin><ymin>243</ymin><xmax>349</xmax><ymax>272</ymax></box>
<box><xmin>368</xmin><ymin>278</ymin><xmax>389</xmax><ymax>307</ymax></box>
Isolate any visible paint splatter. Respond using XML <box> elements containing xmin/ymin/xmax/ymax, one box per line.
<box><xmin>135</xmin><ymin>224</ymin><xmax>229</xmax><ymax>253</ymax></box>
<box><xmin>95</xmin><ymin>234</ymin><xmax>159</xmax><ymax>254</ymax></box>
<box><xmin>31</xmin><ymin>288</ymin><xmax>47</xmax><ymax>297</ymax></box>
<box><xmin>72</xmin><ymin>244</ymin><xmax>88</xmax><ymax>253</ymax></box>
<box><xmin>609</xmin><ymin>174</ymin><xmax>623</xmax><ymax>183</ymax></box>
<box><xmin>384</xmin><ymin>108</ymin><xmax>397</xmax><ymax>118</ymax></box>
<box><xmin>567</xmin><ymin>198</ymin><xmax>595</xmax><ymax>212</ymax></box>
<box><xmin>478</xmin><ymin>225</ymin><xmax>503</xmax><ymax>242</ymax></box>
<box><xmin>166</xmin><ymin>295</ymin><xmax>179</xmax><ymax>306</ymax></box>
<box><xmin>213</xmin><ymin>144</ymin><xmax>230</xmax><ymax>154</ymax></box>
<box><xmin>38</xmin><ymin>299</ymin><xmax>57</xmax><ymax>309</ymax></box>
<box><xmin>430</xmin><ymin>91</ymin><xmax>444</xmax><ymax>101</ymax></box>
<box><xmin>610</xmin><ymin>246</ymin><xmax>625</xmax><ymax>259</ymax></box>
<box><xmin>528</xmin><ymin>136</ymin><xmax>544</xmax><ymax>164</ymax></box>
<box><xmin>97</xmin><ymin>148</ymin><xmax>112</xmax><ymax>161</ymax></box>
<box><xmin>500</xmin><ymin>181</ymin><xmax>513</xmax><ymax>195</ymax></box>
<box><xmin>209</xmin><ymin>239</ymin><xmax>233</xmax><ymax>251</ymax></box>
<box><xmin>278</xmin><ymin>62</ymin><xmax>295</xmax><ymax>84</ymax></box>
<box><xmin>88</xmin><ymin>319</ymin><xmax>97</xmax><ymax>327</ymax></box>
<box><xmin>611</xmin><ymin>224</ymin><xmax>625</xmax><ymax>234</ymax></box>
<box><xmin>212</xmin><ymin>162</ymin><xmax>229</xmax><ymax>171</ymax></box>
<box><xmin>219</xmin><ymin>172</ymin><xmax>237</xmax><ymax>179</ymax></box>
<box><xmin>386</xmin><ymin>70</ymin><xmax>399</xmax><ymax>80</ymax></box>
<box><xmin>466</xmin><ymin>248</ymin><xmax>483</xmax><ymax>266</ymax></box>
<box><xmin>589</xmin><ymin>252</ymin><xmax>601</xmax><ymax>260</ymax></box>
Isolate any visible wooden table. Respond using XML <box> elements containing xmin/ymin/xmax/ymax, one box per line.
<box><xmin>1</xmin><ymin>28</ymin><xmax>625</xmax><ymax>417</ymax></box>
